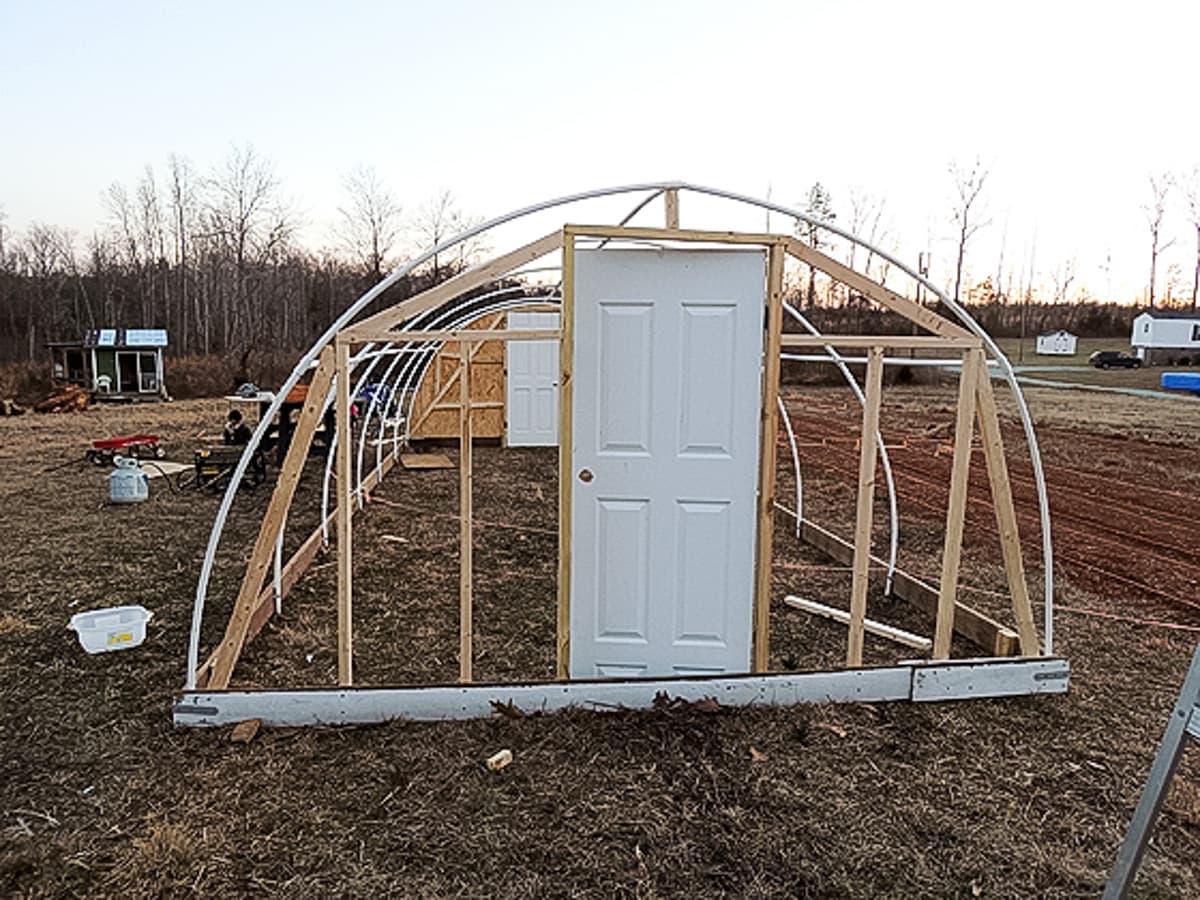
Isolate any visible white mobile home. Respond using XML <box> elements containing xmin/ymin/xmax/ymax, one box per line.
<box><xmin>1035</xmin><ymin>330</ymin><xmax>1077</xmax><ymax>356</ymax></box>
<box><xmin>1131</xmin><ymin>311</ymin><xmax>1200</xmax><ymax>365</ymax></box>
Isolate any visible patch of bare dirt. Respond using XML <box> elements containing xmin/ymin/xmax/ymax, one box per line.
<box><xmin>1</xmin><ymin>390</ymin><xmax>1198</xmax><ymax>898</ymax></box>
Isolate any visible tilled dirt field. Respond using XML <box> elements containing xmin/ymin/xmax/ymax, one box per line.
<box><xmin>2</xmin><ymin>385</ymin><xmax>1200</xmax><ymax>898</ymax></box>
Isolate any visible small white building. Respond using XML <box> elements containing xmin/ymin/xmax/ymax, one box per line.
<box><xmin>1131</xmin><ymin>311</ymin><xmax>1200</xmax><ymax>365</ymax></box>
<box><xmin>1035</xmin><ymin>329</ymin><xmax>1078</xmax><ymax>356</ymax></box>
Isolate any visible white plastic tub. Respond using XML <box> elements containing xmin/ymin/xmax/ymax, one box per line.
<box><xmin>68</xmin><ymin>605</ymin><xmax>153</xmax><ymax>654</ymax></box>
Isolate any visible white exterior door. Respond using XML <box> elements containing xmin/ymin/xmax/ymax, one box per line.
<box><xmin>506</xmin><ymin>311</ymin><xmax>560</xmax><ymax>446</ymax></box>
<box><xmin>569</xmin><ymin>247</ymin><xmax>766</xmax><ymax>679</ymax></box>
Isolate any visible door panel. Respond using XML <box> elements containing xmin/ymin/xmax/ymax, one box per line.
<box><xmin>594</xmin><ymin>498</ymin><xmax>650</xmax><ymax>643</ymax></box>
<box><xmin>506</xmin><ymin>311</ymin><xmax>560</xmax><ymax>446</ymax></box>
<box><xmin>569</xmin><ymin>247</ymin><xmax>766</xmax><ymax>679</ymax></box>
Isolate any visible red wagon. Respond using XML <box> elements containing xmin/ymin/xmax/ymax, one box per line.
<box><xmin>86</xmin><ymin>434</ymin><xmax>165</xmax><ymax>465</ymax></box>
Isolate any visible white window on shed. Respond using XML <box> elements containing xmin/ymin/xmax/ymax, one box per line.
<box><xmin>1144</xmin><ymin>321</ymin><xmax>1151</xmax><ymax>333</ymax></box>
<box><xmin>1192</xmin><ymin>324</ymin><xmax>1200</xmax><ymax>341</ymax></box>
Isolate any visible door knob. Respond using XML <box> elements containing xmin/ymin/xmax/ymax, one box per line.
<box><xmin>578</xmin><ymin>468</ymin><xmax>594</xmax><ymax>483</ymax></box>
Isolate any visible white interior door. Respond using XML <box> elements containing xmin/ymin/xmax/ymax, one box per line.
<box><xmin>569</xmin><ymin>247</ymin><xmax>766</xmax><ymax>679</ymax></box>
<box><xmin>506</xmin><ymin>311</ymin><xmax>560</xmax><ymax>446</ymax></box>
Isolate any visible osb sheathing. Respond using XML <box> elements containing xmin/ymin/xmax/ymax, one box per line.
<box><xmin>410</xmin><ymin>311</ymin><xmax>506</xmax><ymax>439</ymax></box>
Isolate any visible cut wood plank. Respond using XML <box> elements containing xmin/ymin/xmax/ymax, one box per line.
<box><xmin>566</xmin><ymin>224</ymin><xmax>778</xmax><ymax>245</ymax></box>
<box><xmin>459</xmin><ymin>343</ymin><xmax>473</xmax><ymax>683</ymax></box>
<box><xmin>143</xmin><ymin>460</ymin><xmax>190</xmax><ymax>479</ymax></box>
<box><xmin>784</xmin><ymin>237</ymin><xmax>973</xmax><ymax>339</ymax></box>
<box><xmin>342</xmin><ymin>231</ymin><xmax>563</xmax><ymax>340</ymax></box>
<box><xmin>400</xmin><ymin>453</ymin><xmax>455</xmax><ymax>469</ymax></box>
<box><xmin>206</xmin><ymin>347</ymin><xmax>336</xmax><ymax>690</ymax></box>
<box><xmin>847</xmin><ymin>346</ymin><xmax>884</xmax><ymax>666</ymax></box>
<box><xmin>229</xmin><ymin>718</ymin><xmax>261</xmax><ymax>743</ymax></box>
<box><xmin>752</xmin><ymin>242</ymin><xmax>785</xmax><ymax>672</ymax></box>
<box><xmin>797</xmin><ymin>518</ymin><xmax>1019</xmax><ymax>657</ymax></box>
<box><xmin>934</xmin><ymin>348</ymin><xmax>981</xmax><ymax>659</ymax></box>
<box><xmin>784</xmin><ymin>596</ymin><xmax>932</xmax><ymax>652</ymax></box>
<box><xmin>780</xmin><ymin>334</ymin><xmax>981</xmax><ymax>351</ymax></box>
<box><xmin>973</xmin><ymin>352</ymin><xmax>1040</xmax><ymax>656</ymax></box>
<box><xmin>556</xmin><ymin>231</ymin><xmax>575</xmax><ymax>679</ymax></box>
<box><xmin>336</xmin><ymin>338</ymin><xmax>354</xmax><ymax>686</ymax></box>
<box><xmin>356</xmin><ymin>328</ymin><xmax>561</xmax><ymax>344</ymax></box>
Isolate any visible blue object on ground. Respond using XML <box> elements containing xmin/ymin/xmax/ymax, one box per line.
<box><xmin>1160</xmin><ymin>372</ymin><xmax>1200</xmax><ymax>395</ymax></box>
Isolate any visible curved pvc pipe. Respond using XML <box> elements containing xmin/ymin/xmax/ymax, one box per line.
<box><xmin>777</xmin><ymin>394</ymin><xmax>803</xmax><ymax>537</ymax></box>
<box><xmin>188</xmin><ymin>180</ymin><xmax>1054</xmax><ymax>687</ymax></box>
<box><xmin>783</xmin><ymin>303</ymin><xmax>899</xmax><ymax>595</ymax></box>
<box><xmin>353</xmin><ymin>283</ymin><xmax>538</xmax><ymax>498</ymax></box>
<box><xmin>325</xmin><ymin>286</ymin><xmax>556</xmax><ymax>540</ymax></box>
<box><xmin>367</xmin><ymin>266</ymin><xmax>567</xmax><ymax>474</ymax></box>
<box><xmin>360</xmin><ymin>263</ymin><xmax>568</xmax><ymax>472</ymax></box>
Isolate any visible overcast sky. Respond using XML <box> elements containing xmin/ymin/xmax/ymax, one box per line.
<box><xmin>2</xmin><ymin>0</ymin><xmax>1198</xmax><ymax>303</ymax></box>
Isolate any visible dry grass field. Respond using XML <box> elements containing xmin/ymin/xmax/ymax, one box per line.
<box><xmin>2</xmin><ymin>381</ymin><xmax>1200</xmax><ymax>898</ymax></box>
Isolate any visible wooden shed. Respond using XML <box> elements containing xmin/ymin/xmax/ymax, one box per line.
<box><xmin>408</xmin><ymin>311</ymin><xmax>506</xmax><ymax>439</ymax></box>
<box><xmin>407</xmin><ymin>305</ymin><xmax>561</xmax><ymax>443</ymax></box>
<box><xmin>47</xmin><ymin>328</ymin><xmax>169</xmax><ymax>402</ymax></box>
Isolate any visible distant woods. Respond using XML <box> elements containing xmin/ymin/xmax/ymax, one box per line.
<box><xmin>0</xmin><ymin>147</ymin><xmax>483</xmax><ymax>364</ymax></box>
<box><xmin>0</xmin><ymin>154</ymin><xmax>1163</xmax><ymax>371</ymax></box>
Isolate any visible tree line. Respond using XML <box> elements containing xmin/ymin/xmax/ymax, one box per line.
<box><xmin>0</xmin><ymin>147</ymin><xmax>479</xmax><ymax>365</ymax></box>
<box><xmin>0</xmin><ymin>153</ymin><xmax>1167</xmax><ymax>371</ymax></box>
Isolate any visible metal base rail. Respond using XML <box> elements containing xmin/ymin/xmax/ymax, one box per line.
<box><xmin>175</xmin><ymin>656</ymin><xmax>1069</xmax><ymax>727</ymax></box>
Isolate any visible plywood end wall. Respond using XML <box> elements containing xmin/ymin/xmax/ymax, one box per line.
<box><xmin>410</xmin><ymin>311</ymin><xmax>506</xmax><ymax>440</ymax></box>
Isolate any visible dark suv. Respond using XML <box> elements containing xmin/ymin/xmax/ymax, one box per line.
<box><xmin>1089</xmin><ymin>350</ymin><xmax>1142</xmax><ymax>369</ymax></box>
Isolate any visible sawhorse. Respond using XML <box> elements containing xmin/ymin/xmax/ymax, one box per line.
<box><xmin>1105</xmin><ymin>642</ymin><xmax>1200</xmax><ymax>898</ymax></box>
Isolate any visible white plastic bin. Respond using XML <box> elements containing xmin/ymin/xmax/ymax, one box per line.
<box><xmin>68</xmin><ymin>605</ymin><xmax>153</xmax><ymax>654</ymax></box>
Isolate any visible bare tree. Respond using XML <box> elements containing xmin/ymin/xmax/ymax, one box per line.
<box><xmin>21</xmin><ymin>223</ymin><xmax>69</xmax><ymax>359</ymax></box>
<box><xmin>994</xmin><ymin>215</ymin><xmax>1008</xmax><ymax>304</ymax></box>
<box><xmin>949</xmin><ymin>158</ymin><xmax>990</xmax><ymax>304</ymax></box>
<box><xmin>1051</xmin><ymin>257</ymin><xmax>1077</xmax><ymax>304</ymax></box>
<box><xmin>1176</xmin><ymin>167</ymin><xmax>1200</xmax><ymax>309</ymax></box>
<box><xmin>337</xmin><ymin>163</ymin><xmax>402</xmax><ymax>281</ymax></box>
<box><xmin>410</xmin><ymin>188</ymin><xmax>484</xmax><ymax>281</ymax></box>
<box><xmin>846</xmin><ymin>187</ymin><xmax>889</xmax><ymax>282</ymax></box>
<box><xmin>202</xmin><ymin>145</ymin><xmax>296</xmax><ymax>346</ymax></box>
<box><xmin>105</xmin><ymin>182</ymin><xmax>140</xmax><ymax>271</ymax></box>
<box><xmin>167</xmin><ymin>154</ymin><xmax>198</xmax><ymax>352</ymax></box>
<box><xmin>1144</xmin><ymin>173</ymin><xmax>1173</xmax><ymax>308</ymax></box>
<box><xmin>796</xmin><ymin>182</ymin><xmax>835</xmax><ymax>307</ymax></box>
<box><xmin>135</xmin><ymin>165</ymin><xmax>166</xmax><ymax>326</ymax></box>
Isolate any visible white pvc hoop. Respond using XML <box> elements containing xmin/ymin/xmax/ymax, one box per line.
<box><xmin>186</xmin><ymin>181</ymin><xmax>1055</xmax><ymax>688</ymax></box>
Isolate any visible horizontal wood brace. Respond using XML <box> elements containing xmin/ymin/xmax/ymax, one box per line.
<box><xmin>343</xmin><ymin>328</ymin><xmax>561</xmax><ymax>345</ymax></box>
<box><xmin>779</xmin><ymin>334</ymin><xmax>982</xmax><ymax>350</ymax></box>
<box><xmin>565</xmin><ymin>224</ymin><xmax>785</xmax><ymax>246</ymax></box>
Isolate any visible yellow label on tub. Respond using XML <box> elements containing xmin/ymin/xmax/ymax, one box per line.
<box><xmin>108</xmin><ymin>632</ymin><xmax>133</xmax><ymax>645</ymax></box>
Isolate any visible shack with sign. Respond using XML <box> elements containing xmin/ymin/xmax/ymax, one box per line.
<box><xmin>47</xmin><ymin>328</ymin><xmax>169</xmax><ymax>402</ymax></box>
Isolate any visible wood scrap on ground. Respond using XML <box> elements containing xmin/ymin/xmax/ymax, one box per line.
<box><xmin>486</xmin><ymin>749</ymin><xmax>513</xmax><ymax>771</ymax></box>
<box><xmin>229</xmin><ymin>719</ymin><xmax>261</xmax><ymax>744</ymax></box>
<box><xmin>400</xmin><ymin>453</ymin><xmax>455</xmax><ymax>469</ymax></box>
<box><xmin>1</xmin><ymin>398</ymin><xmax>25</xmax><ymax>416</ymax></box>
<box><xmin>142</xmin><ymin>461</ymin><xmax>191</xmax><ymax>479</ymax></box>
<box><xmin>33</xmin><ymin>385</ymin><xmax>89</xmax><ymax>413</ymax></box>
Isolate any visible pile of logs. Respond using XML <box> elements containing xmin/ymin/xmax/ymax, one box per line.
<box><xmin>1</xmin><ymin>398</ymin><xmax>25</xmax><ymax>416</ymax></box>
<box><xmin>32</xmin><ymin>384</ymin><xmax>90</xmax><ymax>414</ymax></box>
